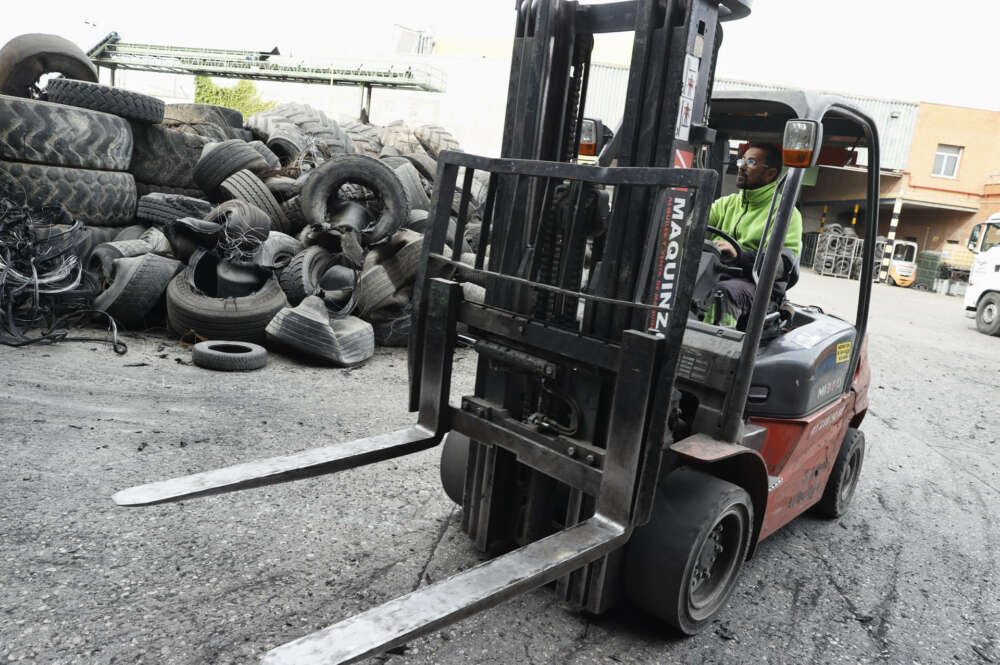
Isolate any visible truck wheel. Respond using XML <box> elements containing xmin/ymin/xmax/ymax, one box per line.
<box><xmin>814</xmin><ymin>428</ymin><xmax>865</xmax><ymax>518</ymax></box>
<box><xmin>624</xmin><ymin>468</ymin><xmax>753</xmax><ymax>635</ymax></box>
<box><xmin>976</xmin><ymin>293</ymin><xmax>1000</xmax><ymax>336</ymax></box>
<box><xmin>439</xmin><ymin>431</ymin><xmax>470</xmax><ymax>505</ymax></box>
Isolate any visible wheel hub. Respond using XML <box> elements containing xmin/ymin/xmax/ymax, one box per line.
<box><xmin>984</xmin><ymin>303</ymin><xmax>998</xmax><ymax>325</ymax></box>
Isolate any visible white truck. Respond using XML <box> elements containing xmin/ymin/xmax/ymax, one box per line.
<box><xmin>965</xmin><ymin>213</ymin><xmax>1000</xmax><ymax>335</ymax></box>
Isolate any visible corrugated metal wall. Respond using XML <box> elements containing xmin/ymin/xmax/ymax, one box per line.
<box><xmin>584</xmin><ymin>65</ymin><xmax>918</xmax><ymax>171</ymax></box>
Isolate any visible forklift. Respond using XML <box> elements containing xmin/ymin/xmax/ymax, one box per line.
<box><xmin>114</xmin><ymin>1</ymin><xmax>880</xmax><ymax>662</ymax></box>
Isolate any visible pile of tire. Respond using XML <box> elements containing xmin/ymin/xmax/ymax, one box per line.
<box><xmin>0</xmin><ymin>32</ymin><xmax>488</xmax><ymax>365</ymax></box>
<box><xmin>812</xmin><ymin>224</ymin><xmax>886</xmax><ymax>281</ymax></box>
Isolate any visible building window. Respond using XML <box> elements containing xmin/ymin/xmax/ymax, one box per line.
<box><xmin>932</xmin><ymin>144</ymin><xmax>962</xmax><ymax>178</ymax></box>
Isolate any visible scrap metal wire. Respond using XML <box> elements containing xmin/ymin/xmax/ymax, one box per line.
<box><xmin>0</xmin><ymin>175</ymin><xmax>126</xmax><ymax>353</ymax></box>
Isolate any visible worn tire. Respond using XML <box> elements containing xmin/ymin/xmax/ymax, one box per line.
<box><xmin>135</xmin><ymin>181</ymin><xmax>207</xmax><ymax>200</ymax></box>
<box><xmin>341</xmin><ymin>119</ymin><xmax>381</xmax><ymax>157</ymax></box>
<box><xmin>192</xmin><ymin>340</ymin><xmax>267</xmax><ymax>371</ymax></box>
<box><xmin>378</xmin><ymin>120</ymin><xmax>429</xmax><ymax>157</ymax></box>
<box><xmin>45</xmin><ymin>78</ymin><xmax>164</xmax><ymax>124</ymax></box>
<box><xmin>166</xmin><ymin>274</ymin><xmax>288</xmax><ymax>343</ymax></box>
<box><xmin>393</xmin><ymin>161</ymin><xmax>431</xmax><ymax>212</ymax></box>
<box><xmin>0</xmin><ymin>33</ymin><xmax>97</xmax><ymax>98</ymax></box>
<box><xmin>265</xmin><ymin>297</ymin><xmax>373</xmax><ymax>366</ymax></box>
<box><xmin>0</xmin><ymin>160</ymin><xmax>136</xmax><ymax>226</ymax></box>
<box><xmin>95</xmin><ymin>253</ymin><xmax>182</xmax><ymax>328</ymax></box>
<box><xmin>277</xmin><ymin>103</ymin><xmax>355</xmax><ymax>155</ymax></box>
<box><xmin>0</xmin><ymin>94</ymin><xmax>132</xmax><ymax>170</ymax></box>
<box><xmin>280</xmin><ymin>195</ymin><xmax>307</xmax><ymax>235</ymax></box>
<box><xmin>194</xmin><ymin>140</ymin><xmax>268</xmax><ymax>192</ymax></box>
<box><xmin>130</xmin><ymin>123</ymin><xmax>209</xmax><ymax>189</ymax></box>
<box><xmin>88</xmin><ymin>239</ymin><xmax>152</xmax><ymax>282</ymax></box>
<box><xmin>255</xmin><ymin>231</ymin><xmax>303</xmax><ymax>270</ymax></box>
<box><xmin>112</xmin><ymin>225</ymin><xmax>147</xmax><ymax>242</ymax></box>
<box><xmin>814</xmin><ymin>428</ymin><xmax>866</xmax><ymax>518</ymax></box>
<box><xmin>218</xmin><ymin>169</ymin><xmax>289</xmax><ymax>232</ymax></box>
<box><xmin>301</xmin><ymin>154</ymin><xmax>409</xmax><ymax>245</ymax></box>
<box><xmin>413</xmin><ymin>124</ymin><xmax>460</xmax><ymax>159</ymax></box>
<box><xmin>402</xmin><ymin>153</ymin><xmax>438</xmax><ymax>183</ymax></box>
<box><xmin>249</xmin><ymin>141</ymin><xmax>281</xmax><ymax>170</ymax></box>
<box><xmin>136</xmin><ymin>193</ymin><xmax>213</xmax><ymax>226</ymax></box>
<box><xmin>278</xmin><ymin>246</ymin><xmax>337</xmax><ymax>305</ymax></box>
<box><xmin>975</xmin><ymin>292</ymin><xmax>1000</xmax><ymax>336</ymax></box>
<box><xmin>625</xmin><ymin>468</ymin><xmax>753</xmax><ymax>635</ymax></box>
<box><xmin>163</xmin><ymin>103</ymin><xmax>242</xmax><ymax>129</ymax></box>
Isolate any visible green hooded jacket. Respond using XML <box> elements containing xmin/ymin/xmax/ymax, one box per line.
<box><xmin>708</xmin><ymin>179</ymin><xmax>802</xmax><ymax>258</ymax></box>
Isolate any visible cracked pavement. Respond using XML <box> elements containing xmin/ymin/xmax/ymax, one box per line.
<box><xmin>1</xmin><ymin>271</ymin><xmax>997</xmax><ymax>664</ymax></box>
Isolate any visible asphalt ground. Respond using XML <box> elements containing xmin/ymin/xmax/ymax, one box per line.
<box><xmin>1</xmin><ymin>271</ymin><xmax>997</xmax><ymax>665</ymax></box>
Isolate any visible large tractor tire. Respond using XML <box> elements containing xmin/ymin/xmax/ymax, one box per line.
<box><xmin>0</xmin><ymin>95</ymin><xmax>132</xmax><ymax>170</ymax></box>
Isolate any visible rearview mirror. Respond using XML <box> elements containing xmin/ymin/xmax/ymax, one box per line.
<box><xmin>968</xmin><ymin>224</ymin><xmax>982</xmax><ymax>253</ymax></box>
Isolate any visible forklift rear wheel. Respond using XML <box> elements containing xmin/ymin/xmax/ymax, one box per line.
<box><xmin>975</xmin><ymin>293</ymin><xmax>1000</xmax><ymax>336</ymax></box>
<box><xmin>624</xmin><ymin>468</ymin><xmax>753</xmax><ymax>635</ymax></box>
<box><xmin>814</xmin><ymin>428</ymin><xmax>865</xmax><ymax>518</ymax></box>
<box><xmin>440</xmin><ymin>431</ymin><xmax>470</xmax><ymax>505</ymax></box>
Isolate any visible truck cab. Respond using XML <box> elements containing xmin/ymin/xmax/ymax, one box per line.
<box><xmin>964</xmin><ymin>213</ymin><xmax>1000</xmax><ymax>335</ymax></box>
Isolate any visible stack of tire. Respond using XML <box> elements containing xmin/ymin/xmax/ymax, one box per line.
<box><xmin>812</xmin><ymin>224</ymin><xmax>886</xmax><ymax>281</ymax></box>
<box><xmin>247</xmin><ymin>112</ymin><xmax>490</xmax><ymax>349</ymax></box>
<box><xmin>0</xmin><ymin>32</ymin><xmax>487</xmax><ymax>361</ymax></box>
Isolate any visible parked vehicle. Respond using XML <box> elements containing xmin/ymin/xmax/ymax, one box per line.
<box><xmin>887</xmin><ymin>240</ymin><xmax>918</xmax><ymax>287</ymax></box>
<box><xmin>964</xmin><ymin>213</ymin><xmax>1000</xmax><ymax>335</ymax></box>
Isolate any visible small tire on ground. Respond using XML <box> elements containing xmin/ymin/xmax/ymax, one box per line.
<box><xmin>625</xmin><ymin>468</ymin><xmax>753</xmax><ymax>635</ymax></box>
<box><xmin>192</xmin><ymin>340</ymin><xmax>268</xmax><ymax>371</ymax></box>
<box><xmin>975</xmin><ymin>292</ymin><xmax>1000</xmax><ymax>336</ymax></box>
<box><xmin>45</xmin><ymin>78</ymin><xmax>165</xmax><ymax>124</ymax></box>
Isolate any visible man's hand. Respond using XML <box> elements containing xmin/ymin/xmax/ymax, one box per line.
<box><xmin>713</xmin><ymin>239</ymin><xmax>737</xmax><ymax>259</ymax></box>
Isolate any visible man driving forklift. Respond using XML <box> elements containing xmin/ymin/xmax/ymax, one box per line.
<box><xmin>705</xmin><ymin>142</ymin><xmax>803</xmax><ymax>327</ymax></box>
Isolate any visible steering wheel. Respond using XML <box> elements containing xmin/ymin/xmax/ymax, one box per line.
<box><xmin>705</xmin><ymin>225</ymin><xmax>743</xmax><ymax>263</ymax></box>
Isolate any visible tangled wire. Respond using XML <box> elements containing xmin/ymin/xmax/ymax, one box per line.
<box><xmin>0</xmin><ymin>175</ymin><xmax>126</xmax><ymax>353</ymax></box>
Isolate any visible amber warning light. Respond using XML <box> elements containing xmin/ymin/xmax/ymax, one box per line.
<box><xmin>782</xmin><ymin>119</ymin><xmax>821</xmax><ymax>168</ymax></box>
<box><xmin>579</xmin><ymin>119</ymin><xmax>597</xmax><ymax>156</ymax></box>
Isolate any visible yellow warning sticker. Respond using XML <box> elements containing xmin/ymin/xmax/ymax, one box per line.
<box><xmin>836</xmin><ymin>342</ymin><xmax>852</xmax><ymax>363</ymax></box>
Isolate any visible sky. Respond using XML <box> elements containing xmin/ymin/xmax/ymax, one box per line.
<box><xmin>3</xmin><ymin>0</ymin><xmax>999</xmax><ymax>111</ymax></box>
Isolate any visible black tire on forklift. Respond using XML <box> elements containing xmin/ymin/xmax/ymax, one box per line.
<box><xmin>624</xmin><ymin>468</ymin><xmax>753</xmax><ymax>635</ymax></box>
<box><xmin>813</xmin><ymin>428</ymin><xmax>866</xmax><ymax>518</ymax></box>
<box><xmin>439</xmin><ymin>431</ymin><xmax>470</xmax><ymax>505</ymax></box>
<box><xmin>975</xmin><ymin>292</ymin><xmax>1000</xmax><ymax>336</ymax></box>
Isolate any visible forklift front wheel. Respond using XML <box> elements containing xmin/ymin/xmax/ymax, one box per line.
<box><xmin>624</xmin><ymin>468</ymin><xmax>753</xmax><ymax>635</ymax></box>
<box><xmin>439</xmin><ymin>431</ymin><xmax>470</xmax><ymax>505</ymax></box>
<box><xmin>813</xmin><ymin>428</ymin><xmax>865</xmax><ymax>518</ymax></box>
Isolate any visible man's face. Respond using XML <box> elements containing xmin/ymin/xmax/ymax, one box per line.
<box><xmin>736</xmin><ymin>147</ymin><xmax>777</xmax><ymax>190</ymax></box>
